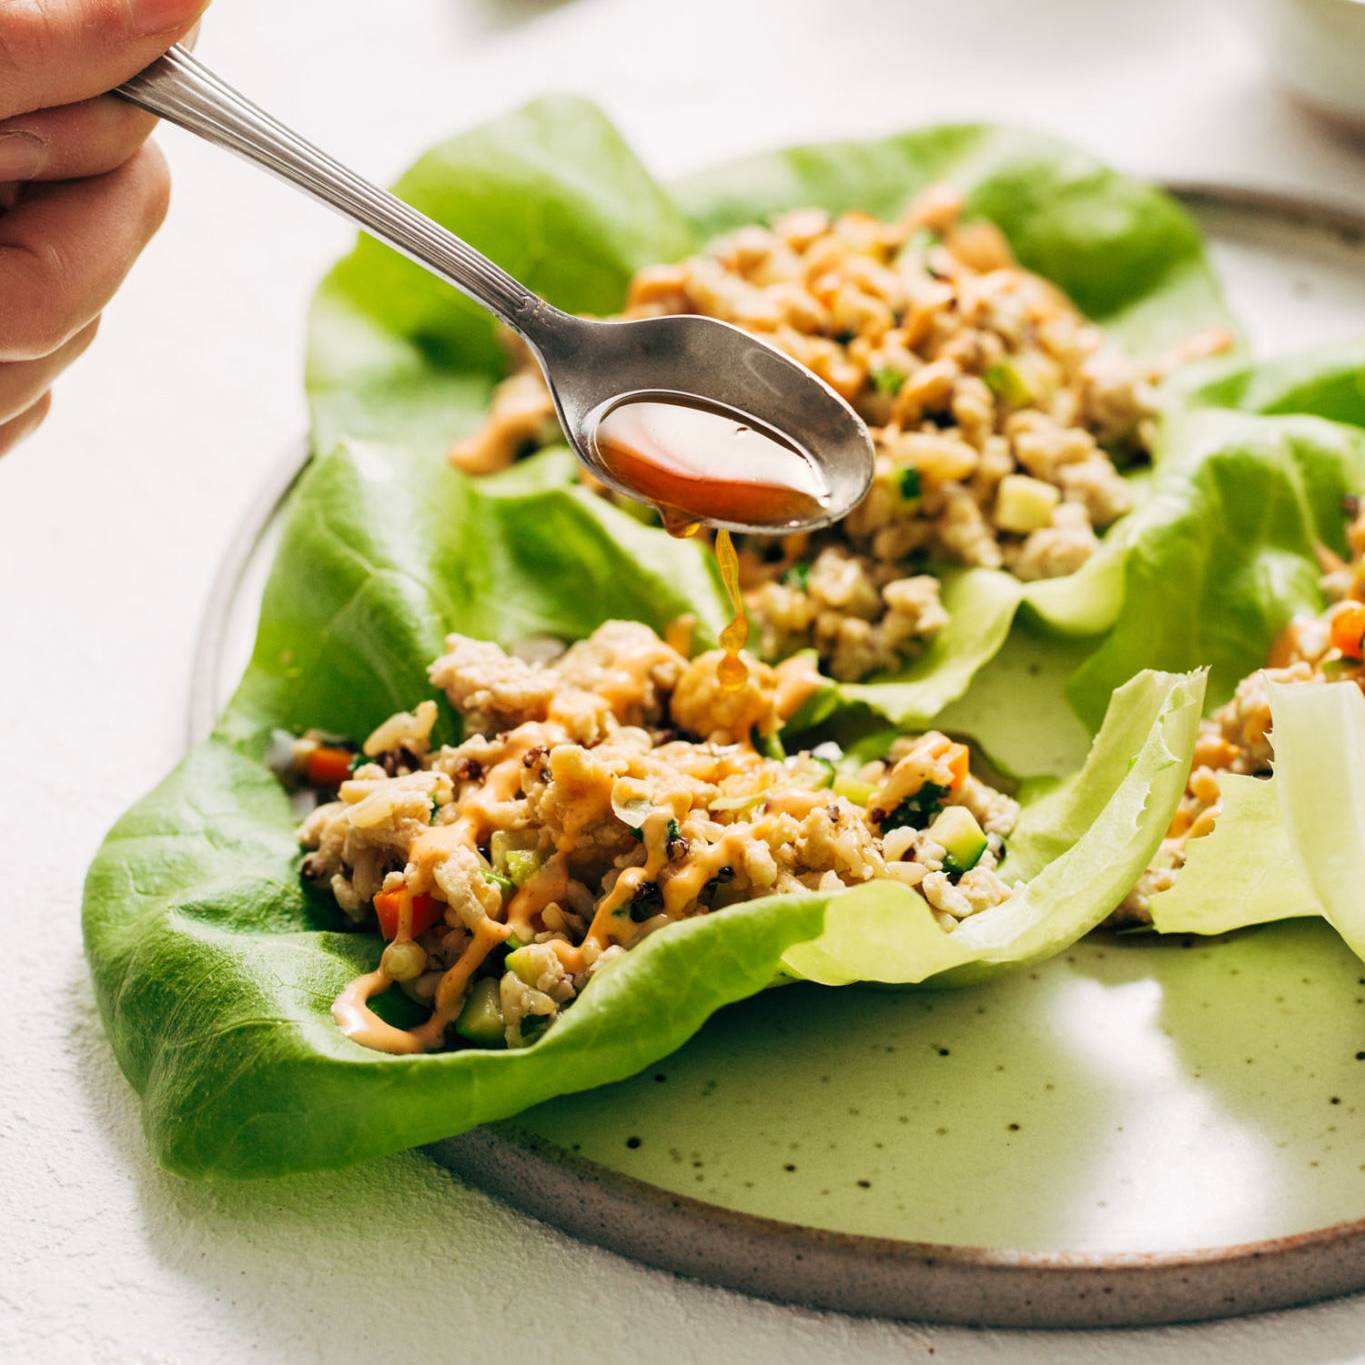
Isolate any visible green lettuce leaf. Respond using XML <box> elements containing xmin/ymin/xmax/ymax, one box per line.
<box><xmin>1267</xmin><ymin>681</ymin><xmax>1365</xmax><ymax>959</ymax></box>
<box><xmin>1067</xmin><ymin>407</ymin><xmax>1365</xmax><ymax>729</ymax></box>
<box><xmin>78</xmin><ymin>97</ymin><xmax>1312</xmax><ymax>1178</ymax></box>
<box><xmin>85</xmin><ymin>664</ymin><xmax>1202</xmax><ymax>1177</ymax></box>
<box><xmin>677</xmin><ymin>124</ymin><xmax>1238</xmax><ymax>727</ymax></box>
<box><xmin>307</xmin><ymin>96</ymin><xmax>695</xmax><ymax>459</ymax></box>
<box><xmin>307</xmin><ymin>98</ymin><xmax>1237</xmax><ymax>729</ymax></box>
<box><xmin>1149</xmin><ymin>772</ymin><xmax>1320</xmax><ymax>936</ymax></box>
<box><xmin>223</xmin><ymin>441</ymin><xmax>730</xmax><ymax>749</ymax></box>
<box><xmin>1149</xmin><ymin>681</ymin><xmax>1365</xmax><ymax>964</ymax></box>
<box><xmin>675</xmin><ymin>124</ymin><xmax>1233</xmax><ymax>360</ymax></box>
<box><xmin>783</xmin><ymin>669</ymin><xmax>1203</xmax><ymax>986</ymax></box>
<box><xmin>1172</xmin><ymin>340</ymin><xmax>1365</xmax><ymax>428</ymax></box>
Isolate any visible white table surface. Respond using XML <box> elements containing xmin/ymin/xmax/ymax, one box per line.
<box><xmin>3</xmin><ymin>1</ymin><xmax>1363</xmax><ymax>1359</ymax></box>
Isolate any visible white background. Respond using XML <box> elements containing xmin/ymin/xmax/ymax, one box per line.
<box><xmin>3</xmin><ymin>1</ymin><xmax>1364</xmax><ymax>1360</ymax></box>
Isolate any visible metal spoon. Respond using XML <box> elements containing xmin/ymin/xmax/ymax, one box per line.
<box><xmin>116</xmin><ymin>47</ymin><xmax>874</xmax><ymax>533</ymax></box>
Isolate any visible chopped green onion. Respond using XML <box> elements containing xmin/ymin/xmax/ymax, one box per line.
<box><xmin>898</xmin><ymin>467</ymin><xmax>922</xmax><ymax>502</ymax></box>
<box><xmin>781</xmin><ymin>561</ymin><xmax>811</xmax><ymax>591</ymax></box>
<box><xmin>482</xmin><ymin>870</ymin><xmax>514</xmax><ymax>892</ymax></box>
<box><xmin>754</xmin><ymin>727</ymin><xmax>786</xmax><ymax>761</ymax></box>
<box><xmin>983</xmin><ymin>360</ymin><xmax>1032</xmax><ymax>406</ymax></box>
<box><xmin>880</xmin><ymin>781</ymin><xmax>950</xmax><ymax>832</ymax></box>
<box><xmin>872</xmin><ymin>367</ymin><xmax>907</xmax><ymax>396</ymax></box>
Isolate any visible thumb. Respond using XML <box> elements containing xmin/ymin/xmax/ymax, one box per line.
<box><xmin>0</xmin><ymin>0</ymin><xmax>211</xmax><ymax>121</ymax></box>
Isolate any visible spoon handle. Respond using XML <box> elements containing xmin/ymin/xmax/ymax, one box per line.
<box><xmin>116</xmin><ymin>45</ymin><xmax>550</xmax><ymax>335</ymax></box>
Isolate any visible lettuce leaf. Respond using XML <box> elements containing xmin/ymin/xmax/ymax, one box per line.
<box><xmin>307</xmin><ymin>97</ymin><xmax>695</xmax><ymax>460</ymax></box>
<box><xmin>677</xmin><ymin>125</ymin><xmax>1237</xmax><ymax>727</ymax></box>
<box><xmin>1266</xmin><ymin>681</ymin><xmax>1365</xmax><ymax>959</ymax></box>
<box><xmin>306</xmin><ymin>98</ymin><xmax>1236</xmax><ymax>729</ymax></box>
<box><xmin>78</xmin><ymin>97</ymin><xmax>1326</xmax><ymax>1177</ymax></box>
<box><xmin>1172</xmin><ymin>340</ymin><xmax>1365</xmax><ymax>429</ymax></box>
<box><xmin>1067</xmin><ymin>407</ymin><xmax>1365</xmax><ymax>729</ymax></box>
<box><xmin>223</xmin><ymin>440</ymin><xmax>731</xmax><ymax>750</ymax></box>
<box><xmin>85</xmin><ymin>664</ymin><xmax>1202</xmax><ymax>1177</ymax></box>
<box><xmin>674</xmin><ymin>124</ymin><xmax>1232</xmax><ymax>361</ymax></box>
<box><xmin>783</xmin><ymin>669</ymin><xmax>1203</xmax><ymax>987</ymax></box>
<box><xmin>1149</xmin><ymin>772</ymin><xmax>1320</xmax><ymax>936</ymax></box>
<box><xmin>1149</xmin><ymin>681</ymin><xmax>1365</xmax><ymax>964</ymax></box>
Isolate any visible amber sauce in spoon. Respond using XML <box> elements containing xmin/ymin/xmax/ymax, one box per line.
<box><xmin>594</xmin><ymin>398</ymin><xmax>829</xmax><ymax>692</ymax></box>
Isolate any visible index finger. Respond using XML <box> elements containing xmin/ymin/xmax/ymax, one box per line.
<box><xmin>0</xmin><ymin>0</ymin><xmax>210</xmax><ymax>121</ymax></box>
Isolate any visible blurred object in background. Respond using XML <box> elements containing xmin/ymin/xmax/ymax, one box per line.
<box><xmin>1240</xmin><ymin>0</ymin><xmax>1365</xmax><ymax>135</ymax></box>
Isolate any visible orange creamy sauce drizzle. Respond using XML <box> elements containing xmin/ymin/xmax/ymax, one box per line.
<box><xmin>330</xmin><ymin>709</ymin><xmax>797</xmax><ymax>1052</ymax></box>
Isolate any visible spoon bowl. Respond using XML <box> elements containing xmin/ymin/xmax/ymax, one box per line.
<box><xmin>526</xmin><ymin>311</ymin><xmax>875</xmax><ymax>533</ymax></box>
<box><xmin>116</xmin><ymin>46</ymin><xmax>874</xmax><ymax>535</ymax></box>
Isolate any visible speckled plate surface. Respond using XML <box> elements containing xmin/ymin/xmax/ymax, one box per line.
<box><xmin>194</xmin><ymin>186</ymin><xmax>1365</xmax><ymax>1328</ymax></box>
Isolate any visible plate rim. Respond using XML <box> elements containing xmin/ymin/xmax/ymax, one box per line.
<box><xmin>190</xmin><ymin>179</ymin><xmax>1365</xmax><ymax>1327</ymax></box>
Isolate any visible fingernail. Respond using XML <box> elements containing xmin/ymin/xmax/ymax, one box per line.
<box><xmin>0</xmin><ymin>131</ymin><xmax>45</xmax><ymax>181</ymax></box>
<box><xmin>130</xmin><ymin>0</ymin><xmax>196</xmax><ymax>37</ymax></box>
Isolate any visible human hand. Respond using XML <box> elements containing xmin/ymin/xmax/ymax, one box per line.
<box><xmin>0</xmin><ymin>0</ymin><xmax>209</xmax><ymax>455</ymax></box>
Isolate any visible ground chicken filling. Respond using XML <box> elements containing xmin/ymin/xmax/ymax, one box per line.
<box><xmin>450</xmin><ymin>186</ymin><xmax>1230</xmax><ymax>681</ymax></box>
<box><xmin>1116</xmin><ymin>498</ymin><xmax>1365</xmax><ymax>925</ymax></box>
<box><xmin>293</xmin><ymin>621</ymin><xmax>1020</xmax><ymax>1054</ymax></box>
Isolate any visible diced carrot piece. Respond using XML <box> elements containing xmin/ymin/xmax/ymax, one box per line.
<box><xmin>306</xmin><ymin>745</ymin><xmax>355</xmax><ymax>786</ymax></box>
<box><xmin>945</xmin><ymin>742</ymin><xmax>970</xmax><ymax>791</ymax></box>
<box><xmin>373</xmin><ymin>885</ymin><xmax>440</xmax><ymax>941</ymax></box>
<box><xmin>1330</xmin><ymin>602</ymin><xmax>1365</xmax><ymax>660</ymax></box>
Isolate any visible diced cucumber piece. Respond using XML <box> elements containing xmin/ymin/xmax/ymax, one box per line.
<box><xmin>927</xmin><ymin>806</ymin><xmax>988</xmax><ymax>872</ymax></box>
<box><xmin>994</xmin><ymin>474</ymin><xmax>1059</xmax><ymax>533</ymax></box>
<box><xmin>490</xmin><ymin>828</ymin><xmax>539</xmax><ymax>874</ymax></box>
<box><xmin>832</xmin><ymin>773</ymin><xmax>876</xmax><ymax>805</ymax></box>
<box><xmin>454</xmin><ymin>977</ymin><xmax>505</xmax><ymax>1046</ymax></box>
<box><xmin>711</xmin><ymin>790</ymin><xmax>766</xmax><ymax>813</ymax></box>
<box><xmin>505</xmin><ymin>848</ymin><xmax>545</xmax><ymax>888</ymax></box>
<box><xmin>505</xmin><ymin>945</ymin><xmax>541</xmax><ymax>987</ymax></box>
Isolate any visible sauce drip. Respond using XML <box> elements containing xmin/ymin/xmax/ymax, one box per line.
<box><xmin>596</xmin><ymin>396</ymin><xmax>826</xmax><ymax>696</ymax></box>
<box><xmin>594</xmin><ymin>398</ymin><xmax>829</xmax><ymax>530</ymax></box>
<box><xmin>714</xmin><ymin>530</ymin><xmax>747</xmax><ymax>690</ymax></box>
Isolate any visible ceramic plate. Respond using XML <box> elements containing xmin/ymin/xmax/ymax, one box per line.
<box><xmin>194</xmin><ymin>184</ymin><xmax>1365</xmax><ymax>1328</ymax></box>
